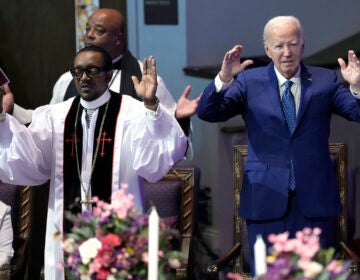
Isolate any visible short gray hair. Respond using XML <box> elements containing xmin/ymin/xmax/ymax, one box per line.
<box><xmin>263</xmin><ymin>15</ymin><xmax>304</xmax><ymax>43</ymax></box>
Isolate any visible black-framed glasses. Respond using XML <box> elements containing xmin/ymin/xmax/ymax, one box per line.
<box><xmin>70</xmin><ymin>66</ymin><xmax>107</xmax><ymax>79</ymax></box>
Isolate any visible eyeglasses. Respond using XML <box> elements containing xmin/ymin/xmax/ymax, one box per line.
<box><xmin>70</xmin><ymin>66</ymin><xmax>107</xmax><ymax>79</ymax></box>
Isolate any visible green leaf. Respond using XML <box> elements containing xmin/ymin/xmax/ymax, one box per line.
<box><xmin>317</xmin><ymin>270</ymin><xmax>330</xmax><ymax>280</ymax></box>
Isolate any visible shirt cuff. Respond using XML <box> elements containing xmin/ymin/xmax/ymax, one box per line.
<box><xmin>350</xmin><ymin>86</ymin><xmax>360</xmax><ymax>99</ymax></box>
<box><xmin>145</xmin><ymin>105</ymin><xmax>160</xmax><ymax>120</ymax></box>
<box><xmin>214</xmin><ymin>74</ymin><xmax>233</xmax><ymax>92</ymax></box>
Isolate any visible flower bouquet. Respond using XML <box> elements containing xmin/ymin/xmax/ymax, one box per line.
<box><xmin>227</xmin><ymin>227</ymin><xmax>359</xmax><ymax>280</ymax></box>
<box><xmin>260</xmin><ymin>227</ymin><xmax>359</xmax><ymax>280</ymax></box>
<box><xmin>62</xmin><ymin>186</ymin><xmax>184</xmax><ymax>280</ymax></box>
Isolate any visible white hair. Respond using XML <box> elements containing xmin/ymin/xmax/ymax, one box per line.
<box><xmin>263</xmin><ymin>15</ymin><xmax>304</xmax><ymax>43</ymax></box>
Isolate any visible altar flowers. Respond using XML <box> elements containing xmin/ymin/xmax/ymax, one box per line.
<box><xmin>61</xmin><ymin>186</ymin><xmax>184</xmax><ymax>280</ymax></box>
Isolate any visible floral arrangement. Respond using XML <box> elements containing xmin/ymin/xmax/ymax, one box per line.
<box><xmin>61</xmin><ymin>186</ymin><xmax>184</xmax><ymax>280</ymax></box>
<box><xmin>227</xmin><ymin>227</ymin><xmax>359</xmax><ymax>280</ymax></box>
<box><xmin>261</xmin><ymin>227</ymin><xmax>359</xmax><ymax>280</ymax></box>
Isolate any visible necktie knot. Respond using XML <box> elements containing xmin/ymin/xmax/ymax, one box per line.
<box><xmin>284</xmin><ymin>80</ymin><xmax>293</xmax><ymax>91</ymax></box>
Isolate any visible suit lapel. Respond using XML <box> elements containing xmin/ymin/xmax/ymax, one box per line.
<box><xmin>296</xmin><ymin>64</ymin><xmax>313</xmax><ymax>127</ymax></box>
<box><xmin>265</xmin><ymin>64</ymin><xmax>290</xmax><ymax>131</ymax></box>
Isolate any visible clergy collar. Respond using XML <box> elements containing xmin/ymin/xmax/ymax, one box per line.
<box><xmin>80</xmin><ymin>89</ymin><xmax>111</xmax><ymax>110</ymax></box>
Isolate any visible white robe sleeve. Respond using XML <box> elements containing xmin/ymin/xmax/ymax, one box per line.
<box><xmin>138</xmin><ymin>60</ymin><xmax>193</xmax><ymax>160</ymax></box>
<box><xmin>128</xmin><ymin>99</ymin><xmax>187</xmax><ymax>183</ymax></box>
<box><xmin>155</xmin><ymin>75</ymin><xmax>177</xmax><ymax>114</ymax></box>
<box><xmin>12</xmin><ymin>104</ymin><xmax>33</xmax><ymax>125</ymax></box>
<box><xmin>0</xmin><ymin>108</ymin><xmax>53</xmax><ymax>186</ymax></box>
<box><xmin>0</xmin><ymin>201</ymin><xmax>13</xmax><ymax>267</ymax></box>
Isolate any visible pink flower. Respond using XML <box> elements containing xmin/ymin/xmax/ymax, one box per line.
<box><xmin>142</xmin><ymin>252</ymin><xmax>149</xmax><ymax>263</ymax></box>
<box><xmin>96</xmin><ymin>267</ymin><xmax>111</xmax><ymax>280</ymax></box>
<box><xmin>263</xmin><ymin>228</ymin><xmax>353</xmax><ymax>280</ymax></box>
<box><xmin>327</xmin><ymin>260</ymin><xmax>344</xmax><ymax>274</ymax></box>
<box><xmin>227</xmin><ymin>272</ymin><xmax>244</xmax><ymax>280</ymax></box>
<box><xmin>101</xmin><ymin>233</ymin><xmax>122</xmax><ymax>247</ymax></box>
<box><xmin>109</xmin><ymin>184</ymin><xmax>136</xmax><ymax>219</ymax></box>
<box><xmin>313</xmin><ymin>227</ymin><xmax>322</xmax><ymax>236</ymax></box>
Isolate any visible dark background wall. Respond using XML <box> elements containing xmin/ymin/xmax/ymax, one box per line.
<box><xmin>0</xmin><ymin>1</ymin><xmax>126</xmax><ymax>278</ymax></box>
<box><xmin>0</xmin><ymin>0</ymin><xmax>125</xmax><ymax>109</ymax></box>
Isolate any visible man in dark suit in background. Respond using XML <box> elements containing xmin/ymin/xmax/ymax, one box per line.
<box><xmin>197</xmin><ymin>15</ymin><xmax>360</xmax><ymax>275</ymax></box>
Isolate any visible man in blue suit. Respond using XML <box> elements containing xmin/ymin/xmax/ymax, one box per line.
<box><xmin>197</xmin><ymin>15</ymin><xmax>360</xmax><ymax>275</ymax></box>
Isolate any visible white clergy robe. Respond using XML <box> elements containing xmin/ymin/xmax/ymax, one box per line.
<box><xmin>0</xmin><ymin>91</ymin><xmax>187</xmax><ymax>280</ymax></box>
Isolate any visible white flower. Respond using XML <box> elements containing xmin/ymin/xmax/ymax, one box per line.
<box><xmin>62</xmin><ymin>238</ymin><xmax>76</xmax><ymax>253</ymax></box>
<box><xmin>80</xmin><ymin>275</ymin><xmax>91</xmax><ymax>280</ymax></box>
<box><xmin>168</xmin><ymin>258</ymin><xmax>181</xmax><ymax>269</ymax></box>
<box><xmin>303</xmin><ymin>261</ymin><xmax>323</xmax><ymax>279</ymax></box>
<box><xmin>78</xmin><ymin>237</ymin><xmax>102</xmax><ymax>265</ymax></box>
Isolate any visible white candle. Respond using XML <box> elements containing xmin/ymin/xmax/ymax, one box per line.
<box><xmin>254</xmin><ymin>234</ymin><xmax>267</xmax><ymax>276</ymax></box>
<box><xmin>148</xmin><ymin>207</ymin><xmax>159</xmax><ymax>280</ymax></box>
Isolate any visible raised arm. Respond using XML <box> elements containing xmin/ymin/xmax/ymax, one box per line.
<box><xmin>131</xmin><ymin>56</ymin><xmax>158</xmax><ymax>110</ymax></box>
<box><xmin>175</xmin><ymin>85</ymin><xmax>201</xmax><ymax>119</ymax></box>
<box><xmin>218</xmin><ymin>45</ymin><xmax>254</xmax><ymax>83</ymax></box>
<box><xmin>338</xmin><ymin>50</ymin><xmax>360</xmax><ymax>92</ymax></box>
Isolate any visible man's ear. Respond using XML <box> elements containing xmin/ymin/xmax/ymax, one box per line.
<box><xmin>114</xmin><ymin>32</ymin><xmax>124</xmax><ymax>46</ymax></box>
<box><xmin>264</xmin><ymin>43</ymin><xmax>271</xmax><ymax>59</ymax></box>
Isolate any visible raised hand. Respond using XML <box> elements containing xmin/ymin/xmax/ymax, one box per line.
<box><xmin>219</xmin><ymin>45</ymin><xmax>253</xmax><ymax>83</ymax></box>
<box><xmin>2</xmin><ymin>84</ymin><xmax>14</xmax><ymax>114</ymax></box>
<box><xmin>132</xmin><ymin>56</ymin><xmax>158</xmax><ymax>105</ymax></box>
<box><xmin>338</xmin><ymin>50</ymin><xmax>360</xmax><ymax>92</ymax></box>
<box><xmin>175</xmin><ymin>85</ymin><xmax>201</xmax><ymax>119</ymax></box>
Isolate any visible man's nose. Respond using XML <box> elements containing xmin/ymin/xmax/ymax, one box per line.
<box><xmin>283</xmin><ymin>45</ymin><xmax>292</xmax><ymax>56</ymax></box>
<box><xmin>80</xmin><ymin>71</ymin><xmax>90</xmax><ymax>80</ymax></box>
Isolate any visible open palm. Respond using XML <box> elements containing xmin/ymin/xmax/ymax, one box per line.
<box><xmin>132</xmin><ymin>56</ymin><xmax>158</xmax><ymax>103</ymax></box>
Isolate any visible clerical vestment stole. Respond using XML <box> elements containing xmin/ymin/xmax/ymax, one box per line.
<box><xmin>63</xmin><ymin>92</ymin><xmax>122</xmax><ymax>232</ymax></box>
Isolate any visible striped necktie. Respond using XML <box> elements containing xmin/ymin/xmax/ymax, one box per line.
<box><xmin>282</xmin><ymin>80</ymin><xmax>296</xmax><ymax>133</ymax></box>
<box><xmin>85</xmin><ymin>109</ymin><xmax>95</xmax><ymax>129</ymax></box>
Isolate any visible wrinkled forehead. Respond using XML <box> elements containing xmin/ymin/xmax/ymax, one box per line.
<box><xmin>87</xmin><ymin>10</ymin><xmax>122</xmax><ymax>32</ymax></box>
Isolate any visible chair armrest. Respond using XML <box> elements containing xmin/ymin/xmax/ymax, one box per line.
<box><xmin>176</xmin><ymin>235</ymin><xmax>192</xmax><ymax>279</ymax></box>
<box><xmin>205</xmin><ymin>242</ymin><xmax>242</xmax><ymax>279</ymax></box>
<box><xmin>340</xmin><ymin>241</ymin><xmax>360</xmax><ymax>264</ymax></box>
